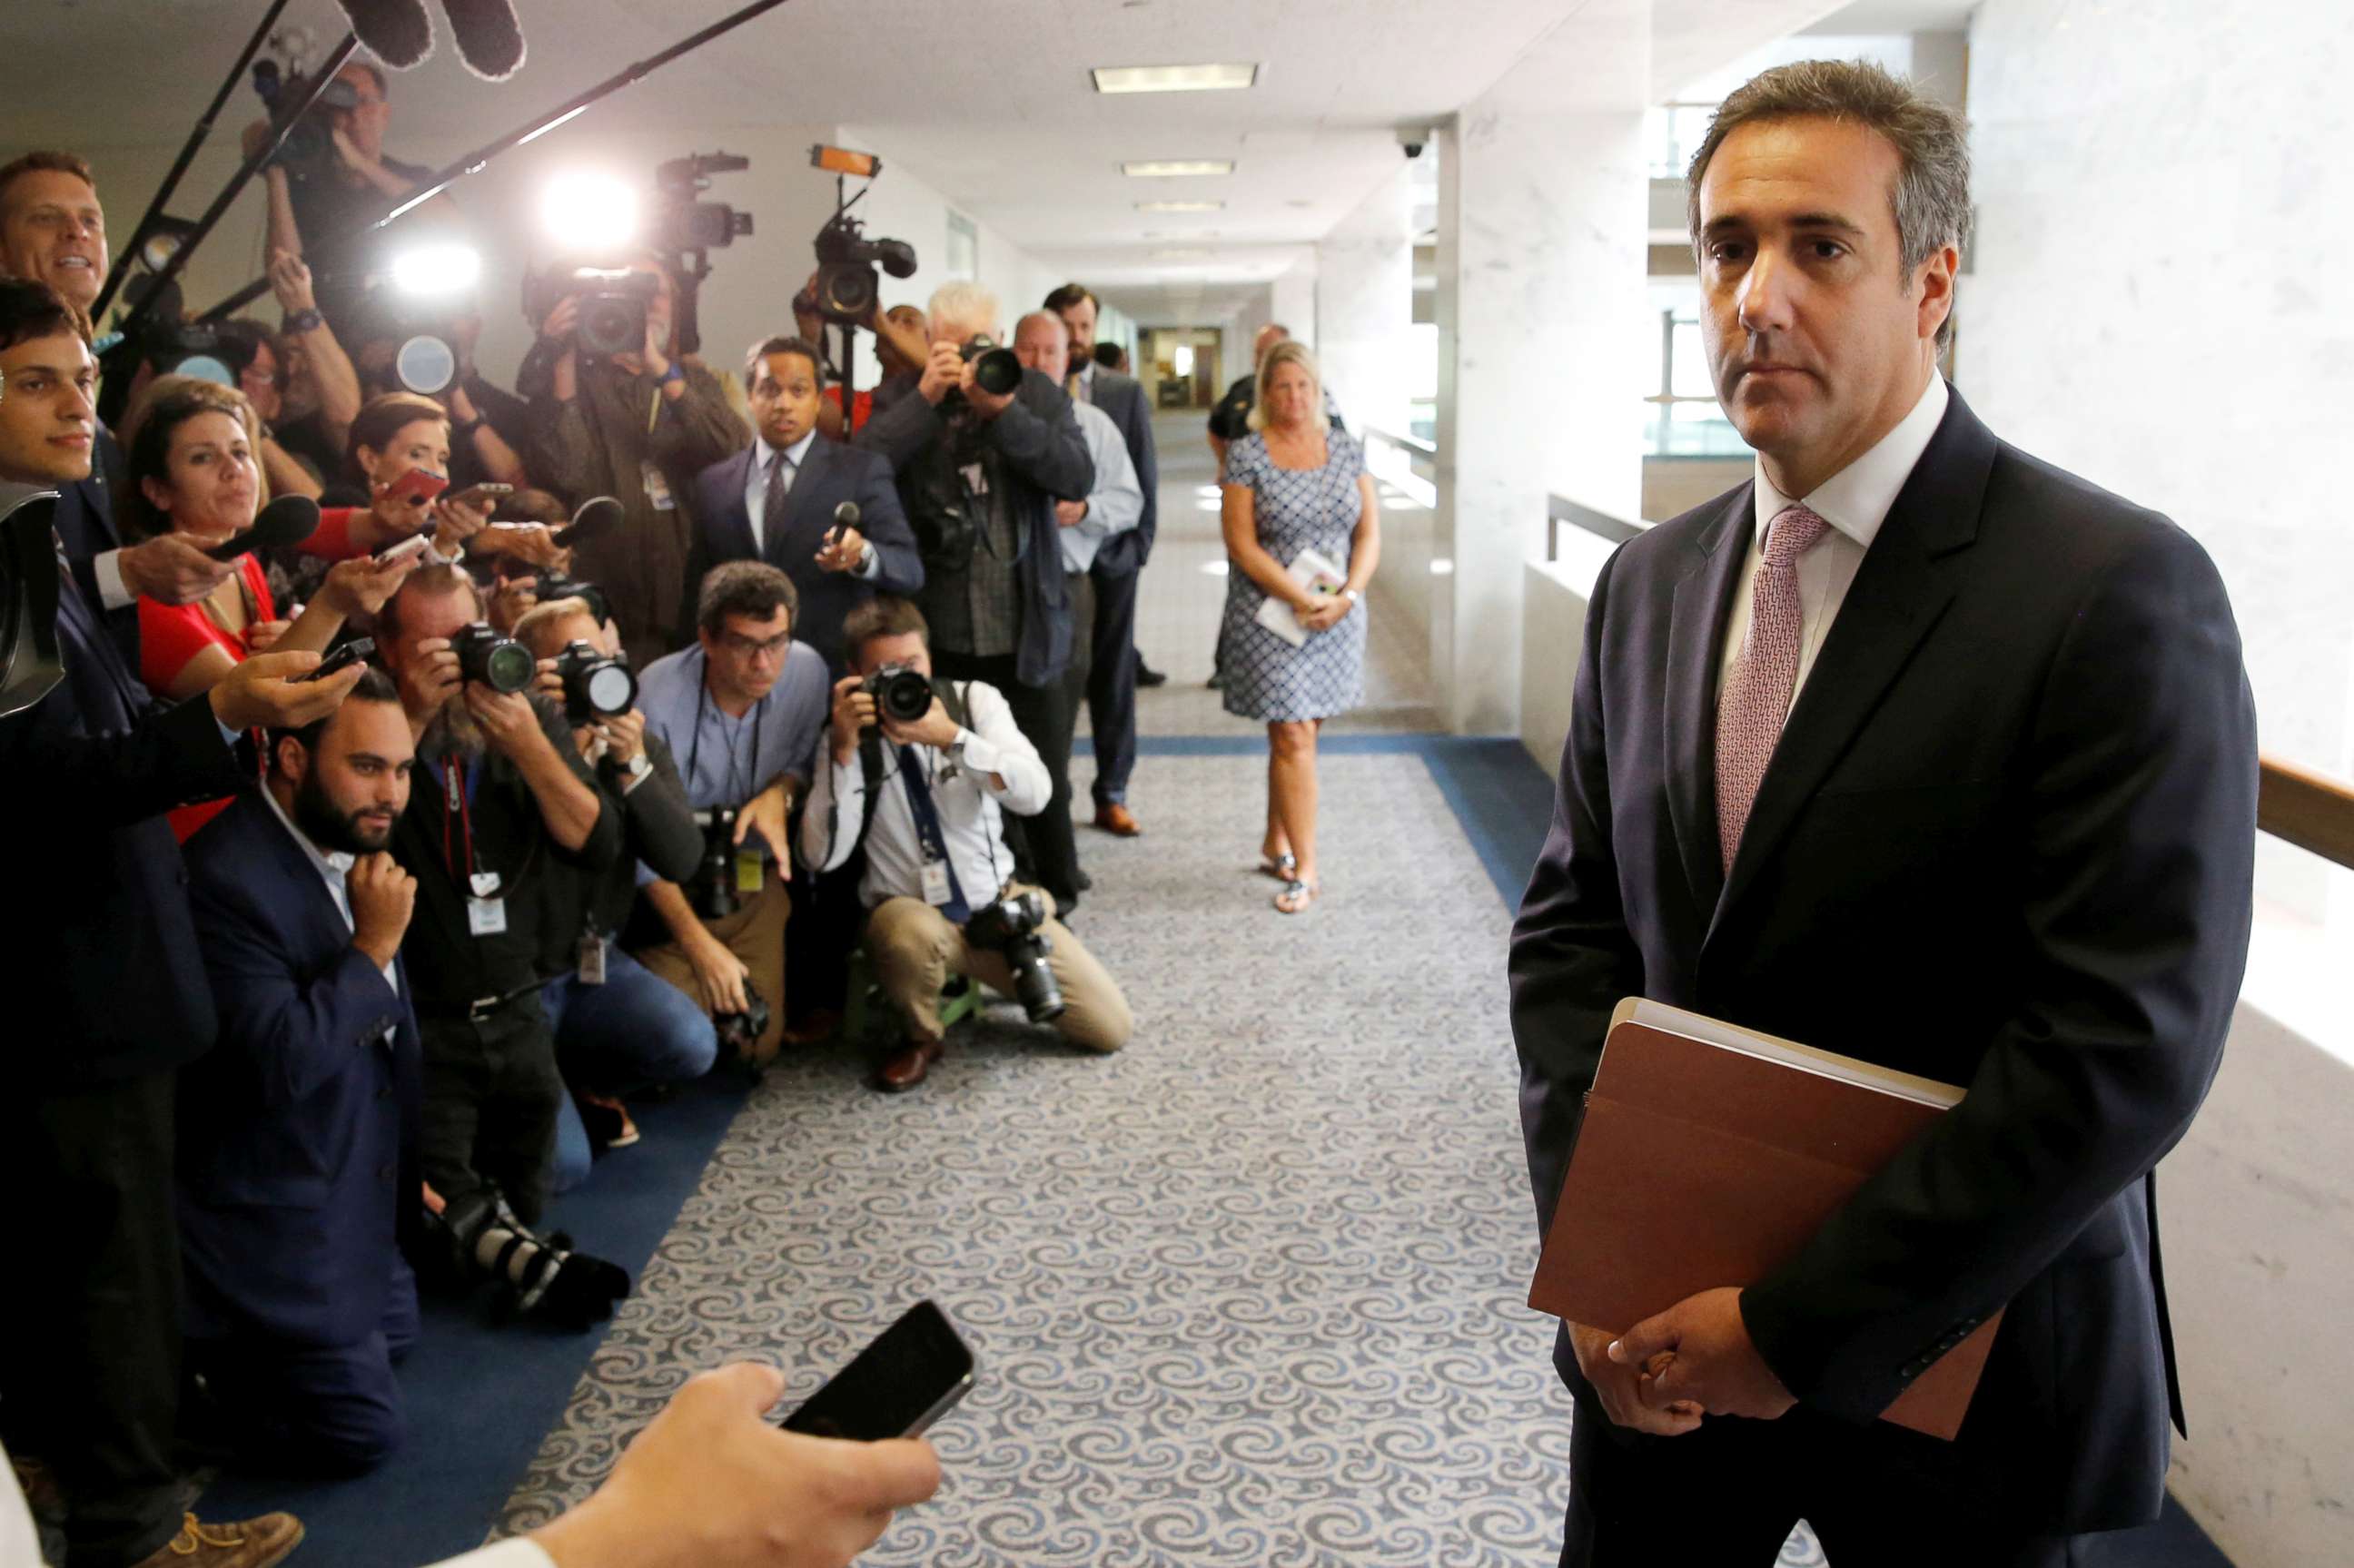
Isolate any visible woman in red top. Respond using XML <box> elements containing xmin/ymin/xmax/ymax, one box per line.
<box><xmin>120</xmin><ymin>377</ymin><xmax>420</xmax><ymax>839</ymax></box>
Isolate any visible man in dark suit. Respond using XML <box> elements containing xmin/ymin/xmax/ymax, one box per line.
<box><xmin>856</xmin><ymin>281</ymin><xmax>1094</xmax><ymax>912</ymax></box>
<box><xmin>1044</xmin><ymin>284</ymin><xmax>1158</xmax><ymax>836</ymax></box>
<box><xmin>179</xmin><ymin>669</ymin><xmax>425</xmax><ymax>1474</ymax></box>
<box><xmin>684</xmin><ymin>335</ymin><xmax>923</xmax><ymax>674</ymax></box>
<box><xmin>0</xmin><ymin>278</ymin><xmax>359</xmax><ymax>1568</ymax></box>
<box><xmin>1508</xmin><ymin>63</ymin><xmax>2257</xmax><ymax>1567</ymax></box>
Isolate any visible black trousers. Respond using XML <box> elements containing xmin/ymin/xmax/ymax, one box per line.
<box><xmin>1084</xmin><ymin>564</ymin><xmax>1141</xmax><ymax>806</ymax></box>
<box><xmin>1560</xmin><ymin>1395</ymin><xmax>2130</xmax><ymax>1568</ymax></box>
<box><xmin>933</xmin><ymin>646</ymin><xmax>1083</xmax><ymax>913</ymax></box>
<box><xmin>0</xmin><ymin>1071</ymin><xmax>185</xmax><ymax>1567</ymax></box>
<box><xmin>418</xmin><ymin>1001</ymin><xmax>565</xmax><ymax>1227</ymax></box>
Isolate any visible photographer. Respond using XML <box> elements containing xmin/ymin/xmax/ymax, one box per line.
<box><xmin>523</xmin><ymin>254</ymin><xmax>750</xmax><ymax>667</ymax></box>
<box><xmin>510</xmin><ymin>597</ymin><xmax>717</xmax><ymax>1188</ymax></box>
<box><xmin>373</xmin><ymin>565</ymin><xmax>627</xmax><ymax>1241</ymax></box>
<box><xmin>791</xmin><ymin>281</ymin><xmax>930</xmax><ymax>439</ymax></box>
<box><xmin>803</xmin><ymin>597</ymin><xmax>1131</xmax><ymax>1094</ymax></box>
<box><xmin>686</xmin><ymin>333</ymin><xmax>922</xmax><ymax>676</ymax></box>
<box><xmin>0</xmin><ymin>277</ymin><xmax>357</xmax><ymax>1568</ymax></box>
<box><xmin>852</xmin><ymin>281</ymin><xmax>1093</xmax><ymax>913</ymax></box>
<box><xmin>0</xmin><ymin>151</ymin><xmax>246</xmax><ymax>642</ymax></box>
<box><xmin>233</xmin><ymin>248</ymin><xmax>366</xmax><ymax>498</ymax></box>
<box><xmin>176</xmin><ymin>669</ymin><xmax>424</xmax><ymax>1476</ymax></box>
<box><xmin>632</xmin><ymin>564</ymin><xmax>831</xmax><ymax>1068</ymax></box>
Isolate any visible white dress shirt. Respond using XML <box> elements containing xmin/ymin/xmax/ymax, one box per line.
<box><xmin>801</xmin><ymin>678</ymin><xmax>1052</xmax><ymax>911</ymax></box>
<box><xmin>741</xmin><ymin>429</ymin><xmax>818</xmax><ymax>557</ymax></box>
<box><xmin>1717</xmin><ymin>374</ymin><xmax>1949</xmax><ymax>713</ymax></box>
<box><xmin>425</xmin><ymin>1539</ymin><xmax>552</xmax><ymax>1568</ymax></box>
<box><xmin>259</xmin><ymin>783</ymin><xmax>401</xmax><ymax>1009</ymax></box>
<box><xmin>1057</xmin><ymin>401</ymin><xmax>1143</xmax><ymax>574</ymax></box>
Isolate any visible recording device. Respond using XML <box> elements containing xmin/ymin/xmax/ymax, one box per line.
<box><xmin>526</xmin><ymin>266</ymin><xmax>658</xmax><ymax>362</ymax></box>
<box><xmin>450</xmin><ymin>621</ymin><xmax>535</xmax><ymax>694</ymax></box>
<box><xmin>808</xmin><ymin>145</ymin><xmax>916</xmax><ymax>325</ymax></box>
<box><xmin>826</xmin><ymin>499</ymin><xmax>860</xmax><ymax>542</ymax></box>
<box><xmin>964</xmin><ymin>891</ymin><xmax>1064</xmax><ymax>1023</ymax></box>
<box><xmin>714</xmin><ymin>979</ymin><xmax>771</xmax><ymax>1063</ymax></box>
<box><xmin>292</xmin><ymin>636</ymin><xmax>374</xmax><ymax>683</ymax></box>
<box><xmin>939</xmin><ymin>335</ymin><xmax>1023</xmax><ymax>417</ymax></box>
<box><xmin>122</xmin><ymin>277</ymin><xmax>254</xmax><ymax>386</ymax></box>
<box><xmin>691</xmin><ymin>805</ymin><xmax>742</xmax><ymax>920</ymax></box>
<box><xmin>555</xmin><ymin>639</ymin><xmax>635</xmax><ymax>724</ymax></box>
<box><xmin>656</xmin><ymin>152</ymin><xmax>755</xmax><ymax>251</ymax></box>
<box><xmin>250</xmin><ymin>58</ymin><xmax>361</xmax><ymax>175</ymax></box>
<box><xmin>0</xmin><ymin>488</ymin><xmax>65</xmax><ymax>720</ymax></box>
<box><xmin>429</xmin><ymin>1188</ymin><xmax>629</xmax><ymax>1331</ymax></box>
<box><xmin>375</xmin><ymin>529</ymin><xmax>433</xmax><ymax>565</ymax></box>
<box><xmin>861</xmin><ymin>663</ymin><xmax>933</xmax><ymax>727</ymax></box>
<box><xmin>553</xmin><ymin>495</ymin><xmax>624</xmax><ymax>548</ymax></box>
<box><xmin>527</xmin><ymin>572</ymin><xmax>610</xmax><ymax>630</ymax></box>
<box><xmin>381</xmin><ymin>466</ymin><xmax>450</xmax><ymax>514</ymax></box>
<box><xmin>780</xmin><ymin>1299</ymin><xmax>976</xmax><ymax>1442</ymax></box>
<box><xmin>203</xmin><ymin>494</ymin><xmax>322</xmax><ymax>561</ymax></box>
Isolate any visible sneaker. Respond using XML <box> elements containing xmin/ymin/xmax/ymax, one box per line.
<box><xmin>131</xmin><ymin>1512</ymin><xmax>304</xmax><ymax>1568</ymax></box>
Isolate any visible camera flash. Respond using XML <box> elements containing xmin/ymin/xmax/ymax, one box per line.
<box><xmin>541</xmin><ymin>172</ymin><xmax>640</xmax><ymax>253</ymax></box>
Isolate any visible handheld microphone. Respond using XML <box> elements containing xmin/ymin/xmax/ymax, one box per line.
<box><xmin>832</xmin><ymin>501</ymin><xmax>860</xmax><ymax>532</ymax></box>
<box><xmin>554</xmin><ymin>495</ymin><xmax>623</xmax><ymax>548</ymax></box>
<box><xmin>204</xmin><ymin>494</ymin><xmax>321</xmax><ymax>561</ymax></box>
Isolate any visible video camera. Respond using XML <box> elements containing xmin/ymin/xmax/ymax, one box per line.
<box><xmin>656</xmin><ymin>153</ymin><xmax>755</xmax><ymax>252</ymax></box>
<box><xmin>250</xmin><ymin>57</ymin><xmax>359</xmax><ymax>176</ymax></box>
<box><xmin>808</xmin><ymin>144</ymin><xmax>915</xmax><ymax>325</ymax></box>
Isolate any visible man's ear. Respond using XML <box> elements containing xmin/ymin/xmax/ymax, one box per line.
<box><xmin>274</xmin><ymin>733</ymin><xmax>307</xmax><ymax>787</ymax></box>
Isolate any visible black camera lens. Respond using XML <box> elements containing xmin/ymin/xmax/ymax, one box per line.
<box><xmin>815</xmin><ymin>261</ymin><xmax>878</xmax><ymax>321</ymax></box>
<box><xmin>450</xmin><ymin>622</ymin><xmax>534</xmax><ymax>695</ymax></box>
<box><xmin>963</xmin><ymin>892</ymin><xmax>1063</xmax><ymax>1023</ymax></box>
<box><xmin>556</xmin><ymin>639</ymin><xmax>636</xmax><ymax>724</ymax></box>
<box><xmin>961</xmin><ymin>337</ymin><xmax>1024</xmax><ymax>398</ymax></box>
<box><xmin>578</xmin><ymin>292</ymin><xmax>647</xmax><ymax>359</ymax></box>
<box><xmin>861</xmin><ymin>663</ymin><xmax>932</xmax><ymax>726</ymax></box>
<box><xmin>692</xmin><ymin>806</ymin><xmax>740</xmax><ymax>921</ymax></box>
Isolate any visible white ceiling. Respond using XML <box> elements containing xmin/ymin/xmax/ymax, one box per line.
<box><xmin>1</xmin><ymin>0</ymin><xmax>1957</xmax><ymax>325</ymax></box>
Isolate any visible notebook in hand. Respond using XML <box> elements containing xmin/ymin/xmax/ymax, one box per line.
<box><xmin>1251</xmin><ymin>547</ymin><xmax>1347</xmax><ymax>647</ymax></box>
<box><xmin>1528</xmin><ymin>997</ymin><xmax>2003</xmax><ymax>1440</ymax></box>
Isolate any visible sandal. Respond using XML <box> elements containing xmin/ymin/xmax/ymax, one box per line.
<box><xmin>1274</xmin><ymin>878</ymin><xmax>1320</xmax><ymax>915</ymax></box>
<box><xmin>1259</xmin><ymin>852</ymin><xmax>1297</xmax><ymax>881</ymax></box>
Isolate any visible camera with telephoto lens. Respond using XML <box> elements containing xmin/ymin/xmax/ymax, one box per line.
<box><xmin>690</xmin><ymin>805</ymin><xmax>741</xmax><ymax>920</ymax></box>
<box><xmin>450</xmin><ymin>621</ymin><xmax>535</xmax><ymax>695</ymax></box>
<box><xmin>715</xmin><ymin>979</ymin><xmax>772</xmax><ymax>1064</ymax></box>
<box><xmin>861</xmin><ymin>664</ymin><xmax>932</xmax><ymax>728</ymax></box>
<box><xmin>526</xmin><ymin>266</ymin><xmax>658</xmax><ymax>362</ymax></box>
<box><xmin>938</xmin><ymin>335</ymin><xmax>1024</xmax><ymax>417</ymax></box>
<box><xmin>528</xmin><ymin>571</ymin><xmax>611</xmax><ymax>632</ymax></box>
<box><xmin>555</xmin><ymin>640</ymin><xmax>635</xmax><ymax>725</ymax></box>
<box><xmin>964</xmin><ymin>891</ymin><xmax>1063</xmax><ymax>1023</ymax></box>
<box><xmin>811</xmin><ymin>208</ymin><xmax>917</xmax><ymax>325</ymax></box>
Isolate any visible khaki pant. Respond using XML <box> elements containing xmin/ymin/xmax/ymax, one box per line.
<box><xmin>865</xmin><ymin>883</ymin><xmax>1132</xmax><ymax>1054</ymax></box>
<box><xmin>636</xmin><ymin>875</ymin><xmax>791</xmax><ymax>1063</ymax></box>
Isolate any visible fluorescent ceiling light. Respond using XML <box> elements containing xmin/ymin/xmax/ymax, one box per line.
<box><xmin>1135</xmin><ymin>200</ymin><xmax>1225</xmax><ymax>213</ymax></box>
<box><xmin>1093</xmin><ymin>63</ymin><xmax>1258</xmax><ymax>94</ymax></box>
<box><xmin>1123</xmin><ymin>160</ymin><xmax>1235</xmax><ymax>178</ymax></box>
<box><xmin>1152</xmin><ymin>248</ymin><xmax>1212</xmax><ymax>261</ymax></box>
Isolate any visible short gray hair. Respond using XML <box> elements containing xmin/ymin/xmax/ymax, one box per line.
<box><xmin>1686</xmin><ymin>59</ymin><xmax>1971</xmax><ymax>350</ymax></box>
<box><xmin>927</xmin><ymin>280</ymin><xmax>1000</xmax><ymax>340</ymax></box>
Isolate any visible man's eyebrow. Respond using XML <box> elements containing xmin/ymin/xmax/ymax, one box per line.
<box><xmin>1788</xmin><ymin>211</ymin><xmax>1867</xmax><ymax>236</ymax></box>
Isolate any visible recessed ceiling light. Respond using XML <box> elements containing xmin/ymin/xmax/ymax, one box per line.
<box><xmin>1135</xmin><ymin>200</ymin><xmax>1226</xmax><ymax>213</ymax></box>
<box><xmin>1093</xmin><ymin>63</ymin><xmax>1259</xmax><ymax>94</ymax></box>
<box><xmin>1123</xmin><ymin>160</ymin><xmax>1235</xmax><ymax>178</ymax></box>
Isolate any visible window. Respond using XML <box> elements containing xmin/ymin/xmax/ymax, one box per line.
<box><xmin>1644</xmin><ymin>285</ymin><xmax>1743</xmax><ymax>458</ymax></box>
<box><xmin>944</xmin><ymin>211</ymin><xmax>978</xmax><ymax>282</ymax></box>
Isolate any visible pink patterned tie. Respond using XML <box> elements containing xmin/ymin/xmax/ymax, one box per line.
<box><xmin>1715</xmin><ymin>503</ymin><xmax>1830</xmax><ymax>871</ymax></box>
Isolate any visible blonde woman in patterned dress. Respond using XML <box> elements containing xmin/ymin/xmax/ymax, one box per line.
<box><xmin>1217</xmin><ymin>341</ymin><xmax>1381</xmax><ymax>914</ymax></box>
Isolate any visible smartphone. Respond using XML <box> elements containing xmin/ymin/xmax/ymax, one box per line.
<box><xmin>778</xmin><ymin>1300</ymin><xmax>975</xmax><ymax>1442</ymax></box>
<box><xmin>292</xmin><ymin>636</ymin><xmax>374</xmax><ymax>683</ymax></box>
<box><xmin>375</xmin><ymin>530</ymin><xmax>433</xmax><ymax>564</ymax></box>
<box><xmin>381</xmin><ymin>467</ymin><xmax>450</xmax><ymax>512</ymax></box>
<box><xmin>447</xmin><ymin>482</ymin><xmax>515</xmax><ymax>511</ymax></box>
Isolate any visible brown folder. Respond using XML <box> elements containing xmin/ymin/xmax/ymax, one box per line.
<box><xmin>1528</xmin><ymin>998</ymin><xmax>2003</xmax><ymax>1441</ymax></box>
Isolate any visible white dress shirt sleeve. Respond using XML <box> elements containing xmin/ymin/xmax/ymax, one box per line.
<box><xmin>801</xmin><ymin>745</ymin><xmax>863</xmax><ymax>875</ymax></box>
<box><xmin>957</xmin><ymin>681</ymin><xmax>1049</xmax><ymax>816</ymax></box>
<box><xmin>94</xmin><ymin>547</ymin><xmax>134</xmax><ymax>610</ymax></box>
<box><xmin>1079</xmin><ymin>413</ymin><xmax>1142</xmax><ymax>541</ymax></box>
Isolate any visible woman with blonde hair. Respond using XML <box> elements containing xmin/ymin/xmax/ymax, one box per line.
<box><xmin>1217</xmin><ymin>341</ymin><xmax>1381</xmax><ymax>913</ymax></box>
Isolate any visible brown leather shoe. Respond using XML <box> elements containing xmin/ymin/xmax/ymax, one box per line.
<box><xmin>1093</xmin><ymin>803</ymin><xmax>1141</xmax><ymax>836</ymax></box>
<box><xmin>132</xmin><ymin>1512</ymin><xmax>304</xmax><ymax>1568</ymax></box>
<box><xmin>876</xmin><ymin>1038</ymin><xmax>944</xmax><ymax>1093</ymax></box>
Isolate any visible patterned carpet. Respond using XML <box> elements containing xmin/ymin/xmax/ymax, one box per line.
<box><xmin>498</xmin><ymin>750</ymin><xmax>1587</xmax><ymax>1563</ymax></box>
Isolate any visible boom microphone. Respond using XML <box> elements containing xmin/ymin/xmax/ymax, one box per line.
<box><xmin>204</xmin><ymin>493</ymin><xmax>321</xmax><ymax>561</ymax></box>
<box><xmin>554</xmin><ymin>496</ymin><xmax>623</xmax><ymax>548</ymax></box>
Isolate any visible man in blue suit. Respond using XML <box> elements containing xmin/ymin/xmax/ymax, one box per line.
<box><xmin>178</xmin><ymin>668</ymin><xmax>424</xmax><ymax>1474</ymax></box>
<box><xmin>686</xmin><ymin>335</ymin><xmax>922</xmax><ymax>674</ymax></box>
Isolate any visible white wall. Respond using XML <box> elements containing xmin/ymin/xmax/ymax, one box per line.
<box><xmin>1315</xmin><ymin>161</ymin><xmax>1415</xmax><ymax>441</ymax></box>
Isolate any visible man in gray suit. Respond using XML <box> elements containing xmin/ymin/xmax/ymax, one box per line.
<box><xmin>1045</xmin><ymin>284</ymin><xmax>1158</xmax><ymax>837</ymax></box>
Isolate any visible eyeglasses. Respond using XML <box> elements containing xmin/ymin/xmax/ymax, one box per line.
<box><xmin>720</xmin><ymin>630</ymin><xmax>791</xmax><ymax>660</ymax></box>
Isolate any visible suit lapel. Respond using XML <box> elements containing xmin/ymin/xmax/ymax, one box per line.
<box><xmin>1707</xmin><ymin>389</ymin><xmax>1999</xmax><ymax>940</ymax></box>
<box><xmin>1663</xmin><ymin>487</ymin><xmax>1755</xmax><ymax>920</ymax></box>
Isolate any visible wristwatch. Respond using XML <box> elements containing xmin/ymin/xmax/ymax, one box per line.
<box><xmin>284</xmin><ymin>308</ymin><xmax>324</xmax><ymax>335</ymax></box>
<box><xmin>1340</xmin><ymin>587</ymin><xmax>1361</xmax><ymax>604</ymax></box>
<box><xmin>659</xmin><ymin>362</ymin><xmax>687</xmax><ymax>389</ymax></box>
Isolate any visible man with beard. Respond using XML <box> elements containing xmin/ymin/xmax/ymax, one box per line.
<box><xmin>175</xmin><ymin>670</ymin><xmax>427</xmax><ymax>1474</ymax></box>
<box><xmin>373</xmin><ymin>566</ymin><xmax>628</xmax><ymax>1255</ymax></box>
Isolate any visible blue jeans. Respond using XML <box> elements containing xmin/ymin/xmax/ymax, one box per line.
<box><xmin>545</xmin><ymin>947</ymin><xmax>718</xmax><ymax>1193</ymax></box>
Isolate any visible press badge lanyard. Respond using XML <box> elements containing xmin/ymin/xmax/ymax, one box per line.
<box><xmin>436</xmin><ymin>757</ymin><xmax>507</xmax><ymax>936</ymax></box>
<box><xmin>687</xmin><ymin>678</ymin><xmax>766</xmax><ymax>809</ymax></box>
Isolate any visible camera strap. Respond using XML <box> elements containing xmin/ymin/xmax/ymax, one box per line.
<box><xmin>856</xmin><ymin>679</ymin><xmax>972</xmax><ymax>898</ymax></box>
<box><xmin>687</xmin><ymin>676</ymin><xmax>766</xmax><ymax>813</ymax></box>
<box><xmin>437</xmin><ymin>756</ymin><xmax>509</xmax><ymax>937</ymax></box>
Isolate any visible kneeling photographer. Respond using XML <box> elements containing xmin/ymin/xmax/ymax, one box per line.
<box><xmin>803</xmin><ymin>597</ymin><xmax>1132</xmax><ymax>1094</ymax></box>
<box><xmin>632</xmin><ymin>563</ymin><xmax>831</xmax><ymax>1068</ymax></box>
<box><xmin>511</xmin><ymin>597</ymin><xmax>717</xmax><ymax>1191</ymax></box>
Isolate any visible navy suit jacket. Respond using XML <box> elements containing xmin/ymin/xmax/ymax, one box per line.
<box><xmin>0</xmin><ymin>531</ymin><xmax>245</xmax><ymax>1090</ymax></box>
<box><xmin>178</xmin><ymin>788</ymin><xmax>421</xmax><ymax>1348</ymax></box>
<box><xmin>1083</xmin><ymin>370</ymin><xmax>1158</xmax><ymax>574</ymax></box>
<box><xmin>685</xmin><ymin>436</ymin><xmax>923</xmax><ymax>674</ymax></box>
<box><xmin>1508</xmin><ymin>388</ymin><xmax>2256</xmax><ymax>1533</ymax></box>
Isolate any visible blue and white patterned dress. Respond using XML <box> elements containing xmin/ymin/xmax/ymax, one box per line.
<box><xmin>1221</xmin><ymin>430</ymin><xmax>1370</xmax><ymax>722</ymax></box>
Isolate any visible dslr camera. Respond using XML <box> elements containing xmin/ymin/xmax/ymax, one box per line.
<box><xmin>861</xmin><ymin>664</ymin><xmax>933</xmax><ymax>728</ymax></box>
<box><xmin>690</xmin><ymin>805</ymin><xmax>741</xmax><ymax>921</ymax></box>
<box><xmin>715</xmin><ymin>979</ymin><xmax>772</xmax><ymax>1066</ymax></box>
<box><xmin>450</xmin><ymin>622</ymin><xmax>535</xmax><ymax>695</ymax></box>
<box><xmin>529</xmin><ymin>571</ymin><xmax>611</xmax><ymax>632</ymax></box>
<box><xmin>555</xmin><ymin>640</ymin><xmax>635</xmax><ymax>725</ymax></box>
<box><xmin>964</xmin><ymin>891</ymin><xmax>1063</xmax><ymax>1024</ymax></box>
<box><xmin>939</xmin><ymin>335</ymin><xmax>1024</xmax><ymax>417</ymax></box>
<box><xmin>527</xmin><ymin>265</ymin><xmax>659</xmax><ymax>362</ymax></box>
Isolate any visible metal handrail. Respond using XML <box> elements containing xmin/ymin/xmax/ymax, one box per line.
<box><xmin>1546</xmin><ymin>495</ymin><xmax>1645</xmax><ymax>561</ymax></box>
<box><xmin>1363</xmin><ymin>425</ymin><xmax>1437</xmax><ymax>458</ymax></box>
